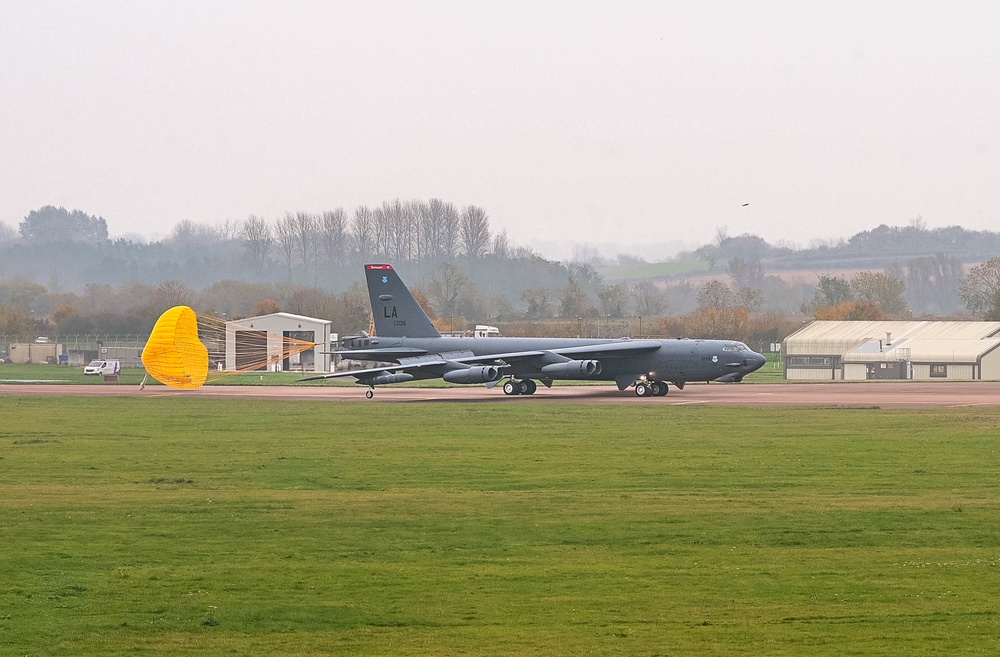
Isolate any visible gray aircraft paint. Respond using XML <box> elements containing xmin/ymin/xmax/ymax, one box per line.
<box><xmin>302</xmin><ymin>264</ymin><xmax>766</xmax><ymax>397</ymax></box>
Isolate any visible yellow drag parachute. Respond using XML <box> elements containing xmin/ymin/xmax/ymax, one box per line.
<box><xmin>142</xmin><ymin>306</ymin><xmax>209</xmax><ymax>389</ymax></box>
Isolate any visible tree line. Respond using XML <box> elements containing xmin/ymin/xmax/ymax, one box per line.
<box><xmin>5</xmin><ymin>206</ymin><xmax>1000</xmax><ymax>354</ymax></box>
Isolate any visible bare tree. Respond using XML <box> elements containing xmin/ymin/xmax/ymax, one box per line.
<box><xmin>428</xmin><ymin>262</ymin><xmax>472</xmax><ymax>319</ymax></box>
<box><xmin>492</xmin><ymin>228</ymin><xmax>511</xmax><ymax>259</ymax></box>
<box><xmin>735</xmin><ymin>287</ymin><xmax>764</xmax><ymax>312</ymax></box>
<box><xmin>215</xmin><ymin>218</ymin><xmax>241</xmax><ymax>242</ymax></box>
<box><xmin>597</xmin><ymin>283</ymin><xmax>628</xmax><ymax>318</ymax></box>
<box><xmin>168</xmin><ymin>219</ymin><xmax>214</xmax><ymax>247</ymax></box>
<box><xmin>319</xmin><ymin>209</ymin><xmax>348</xmax><ymax>267</ymax></box>
<box><xmin>150</xmin><ymin>280</ymin><xmax>194</xmax><ymax>311</ymax></box>
<box><xmin>0</xmin><ymin>221</ymin><xmax>18</xmax><ymax>245</ymax></box>
<box><xmin>420</xmin><ymin>198</ymin><xmax>445</xmax><ymax>259</ymax></box>
<box><xmin>698</xmin><ymin>279</ymin><xmax>735</xmax><ymax>310</ymax></box>
<box><xmin>902</xmin><ymin>254</ymin><xmax>963</xmax><ymax>314</ymax></box>
<box><xmin>240</xmin><ymin>214</ymin><xmax>273</xmax><ymax>277</ymax></box>
<box><xmin>959</xmin><ymin>257</ymin><xmax>1000</xmax><ymax>317</ymax></box>
<box><xmin>291</xmin><ymin>212</ymin><xmax>319</xmax><ymax>275</ymax></box>
<box><xmin>371</xmin><ymin>199</ymin><xmax>413</xmax><ymax>261</ymax></box>
<box><xmin>559</xmin><ymin>278</ymin><xmax>594</xmax><ymax>319</ymax></box>
<box><xmin>460</xmin><ymin>205</ymin><xmax>491</xmax><ymax>259</ymax></box>
<box><xmin>631</xmin><ymin>280</ymin><xmax>667</xmax><ymax>316</ymax></box>
<box><xmin>401</xmin><ymin>200</ymin><xmax>421</xmax><ymax>262</ymax></box>
<box><xmin>351</xmin><ymin>206</ymin><xmax>375</xmax><ymax>262</ymax></box>
<box><xmin>440</xmin><ymin>202</ymin><xmax>460</xmax><ymax>258</ymax></box>
<box><xmin>274</xmin><ymin>213</ymin><xmax>297</xmax><ymax>282</ymax></box>
<box><xmin>521</xmin><ymin>287</ymin><xmax>554</xmax><ymax>319</ymax></box>
<box><xmin>373</xmin><ymin>202</ymin><xmax>393</xmax><ymax>259</ymax></box>
<box><xmin>412</xmin><ymin>199</ymin><xmax>433</xmax><ymax>261</ymax></box>
<box><xmin>932</xmin><ymin>253</ymin><xmax>964</xmax><ymax>313</ymax></box>
<box><xmin>727</xmin><ymin>258</ymin><xmax>764</xmax><ymax>290</ymax></box>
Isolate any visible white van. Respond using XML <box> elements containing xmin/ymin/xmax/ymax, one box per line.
<box><xmin>84</xmin><ymin>359</ymin><xmax>120</xmax><ymax>376</ymax></box>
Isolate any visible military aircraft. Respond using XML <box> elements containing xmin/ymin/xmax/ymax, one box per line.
<box><xmin>301</xmin><ymin>264</ymin><xmax>766</xmax><ymax>398</ymax></box>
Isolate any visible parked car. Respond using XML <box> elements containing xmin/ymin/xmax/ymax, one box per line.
<box><xmin>35</xmin><ymin>336</ymin><xmax>52</xmax><ymax>343</ymax></box>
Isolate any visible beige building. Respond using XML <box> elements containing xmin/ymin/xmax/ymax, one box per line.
<box><xmin>784</xmin><ymin>321</ymin><xmax>1000</xmax><ymax>381</ymax></box>
<box><xmin>8</xmin><ymin>341</ymin><xmax>62</xmax><ymax>364</ymax></box>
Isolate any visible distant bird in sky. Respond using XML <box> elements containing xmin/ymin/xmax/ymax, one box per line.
<box><xmin>742</xmin><ymin>203</ymin><xmax>750</xmax><ymax>207</ymax></box>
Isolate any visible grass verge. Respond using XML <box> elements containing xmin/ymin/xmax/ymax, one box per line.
<box><xmin>2</xmin><ymin>398</ymin><xmax>999</xmax><ymax>655</ymax></box>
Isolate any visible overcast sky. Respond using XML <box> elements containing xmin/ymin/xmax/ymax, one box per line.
<box><xmin>1</xmin><ymin>1</ymin><xmax>998</xmax><ymax>259</ymax></box>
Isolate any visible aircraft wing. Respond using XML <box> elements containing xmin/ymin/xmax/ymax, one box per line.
<box><xmin>303</xmin><ymin>341</ymin><xmax>664</xmax><ymax>384</ymax></box>
<box><xmin>334</xmin><ymin>347</ymin><xmax>429</xmax><ymax>361</ymax></box>
<box><xmin>412</xmin><ymin>341</ymin><xmax>662</xmax><ymax>367</ymax></box>
<box><xmin>298</xmin><ymin>360</ymin><xmax>447</xmax><ymax>382</ymax></box>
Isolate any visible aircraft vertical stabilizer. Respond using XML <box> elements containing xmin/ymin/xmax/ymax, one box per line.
<box><xmin>364</xmin><ymin>264</ymin><xmax>441</xmax><ymax>338</ymax></box>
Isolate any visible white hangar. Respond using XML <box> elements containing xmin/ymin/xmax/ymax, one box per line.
<box><xmin>783</xmin><ymin>320</ymin><xmax>1000</xmax><ymax>381</ymax></box>
<box><xmin>223</xmin><ymin>312</ymin><xmax>332</xmax><ymax>373</ymax></box>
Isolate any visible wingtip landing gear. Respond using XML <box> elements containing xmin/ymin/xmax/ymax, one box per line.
<box><xmin>365</xmin><ymin>388</ymin><xmax>374</xmax><ymax>399</ymax></box>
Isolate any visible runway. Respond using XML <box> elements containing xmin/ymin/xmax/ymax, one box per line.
<box><xmin>2</xmin><ymin>381</ymin><xmax>999</xmax><ymax>408</ymax></box>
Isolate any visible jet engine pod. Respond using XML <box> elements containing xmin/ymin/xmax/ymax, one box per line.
<box><xmin>442</xmin><ymin>365</ymin><xmax>502</xmax><ymax>384</ymax></box>
<box><xmin>364</xmin><ymin>372</ymin><xmax>415</xmax><ymax>386</ymax></box>
<box><xmin>540</xmin><ymin>359</ymin><xmax>603</xmax><ymax>378</ymax></box>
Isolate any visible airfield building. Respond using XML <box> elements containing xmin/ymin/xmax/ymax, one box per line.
<box><xmin>223</xmin><ymin>312</ymin><xmax>332</xmax><ymax>373</ymax></box>
<box><xmin>783</xmin><ymin>320</ymin><xmax>1000</xmax><ymax>381</ymax></box>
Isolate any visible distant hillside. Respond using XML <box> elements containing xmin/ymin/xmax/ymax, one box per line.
<box><xmin>597</xmin><ymin>260</ymin><xmax>709</xmax><ymax>283</ymax></box>
<box><xmin>598</xmin><ymin>224</ymin><xmax>1000</xmax><ymax>282</ymax></box>
<box><xmin>772</xmin><ymin>224</ymin><xmax>1000</xmax><ymax>270</ymax></box>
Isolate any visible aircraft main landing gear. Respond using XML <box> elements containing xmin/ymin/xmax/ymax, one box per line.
<box><xmin>502</xmin><ymin>378</ymin><xmax>537</xmax><ymax>395</ymax></box>
<box><xmin>634</xmin><ymin>380</ymin><xmax>668</xmax><ymax>398</ymax></box>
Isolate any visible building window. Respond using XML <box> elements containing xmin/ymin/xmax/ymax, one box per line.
<box><xmin>787</xmin><ymin>356</ymin><xmax>839</xmax><ymax>368</ymax></box>
<box><xmin>930</xmin><ymin>364</ymin><xmax>947</xmax><ymax>378</ymax></box>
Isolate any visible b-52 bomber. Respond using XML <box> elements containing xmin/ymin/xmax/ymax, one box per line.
<box><xmin>302</xmin><ymin>264</ymin><xmax>766</xmax><ymax>398</ymax></box>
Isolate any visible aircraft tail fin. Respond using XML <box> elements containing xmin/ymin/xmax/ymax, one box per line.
<box><xmin>364</xmin><ymin>264</ymin><xmax>441</xmax><ymax>338</ymax></box>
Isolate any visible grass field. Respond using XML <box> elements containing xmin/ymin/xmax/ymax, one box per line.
<box><xmin>2</xmin><ymin>398</ymin><xmax>1000</xmax><ymax>656</ymax></box>
<box><xmin>596</xmin><ymin>260</ymin><xmax>711</xmax><ymax>282</ymax></box>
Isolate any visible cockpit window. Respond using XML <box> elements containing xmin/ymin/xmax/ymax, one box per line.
<box><xmin>723</xmin><ymin>343</ymin><xmax>751</xmax><ymax>352</ymax></box>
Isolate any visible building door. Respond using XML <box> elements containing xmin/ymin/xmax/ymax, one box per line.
<box><xmin>282</xmin><ymin>330</ymin><xmax>315</xmax><ymax>372</ymax></box>
<box><xmin>235</xmin><ymin>330</ymin><xmax>268</xmax><ymax>371</ymax></box>
<box><xmin>867</xmin><ymin>361</ymin><xmax>906</xmax><ymax>379</ymax></box>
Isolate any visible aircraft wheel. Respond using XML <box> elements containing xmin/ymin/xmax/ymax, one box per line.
<box><xmin>365</xmin><ymin>389</ymin><xmax>374</xmax><ymax>399</ymax></box>
<box><xmin>503</xmin><ymin>380</ymin><xmax>520</xmax><ymax>395</ymax></box>
<box><xmin>634</xmin><ymin>382</ymin><xmax>650</xmax><ymax>397</ymax></box>
<box><xmin>650</xmin><ymin>381</ymin><xmax>667</xmax><ymax>397</ymax></box>
<box><xmin>521</xmin><ymin>379</ymin><xmax>537</xmax><ymax>395</ymax></box>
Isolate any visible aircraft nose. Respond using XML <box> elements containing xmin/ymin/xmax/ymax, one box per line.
<box><xmin>749</xmin><ymin>352</ymin><xmax>767</xmax><ymax>372</ymax></box>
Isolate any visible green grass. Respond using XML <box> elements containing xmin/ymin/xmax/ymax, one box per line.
<box><xmin>744</xmin><ymin>351</ymin><xmax>784</xmax><ymax>383</ymax></box>
<box><xmin>2</xmin><ymin>398</ymin><xmax>1000</xmax><ymax>655</ymax></box>
<box><xmin>0</xmin><ymin>363</ymin><xmax>332</xmax><ymax>387</ymax></box>
<box><xmin>597</xmin><ymin>260</ymin><xmax>711</xmax><ymax>282</ymax></box>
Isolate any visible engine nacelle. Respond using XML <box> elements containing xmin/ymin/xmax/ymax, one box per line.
<box><xmin>442</xmin><ymin>365</ymin><xmax>502</xmax><ymax>384</ymax></box>
<box><xmin>540</xmin><ymin>359</ymin><xmax>603</xmax><ymax>378</ymax></box>
<box><xmin>360</xmin><ymin>372</ymin><xmax>414</xmax><ymax>386</ymax></box>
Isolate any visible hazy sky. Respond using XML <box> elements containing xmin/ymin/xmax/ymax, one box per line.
<box><xmin>2</xmin><ymin>1</ymin><xmax>998</xmax><ymax>258</ymax></box>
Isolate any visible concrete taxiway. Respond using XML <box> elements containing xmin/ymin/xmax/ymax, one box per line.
<box><xmin>2</xmin><ymin>381</ymin><xmax>999</xmax><ymax>408</ymax></box>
